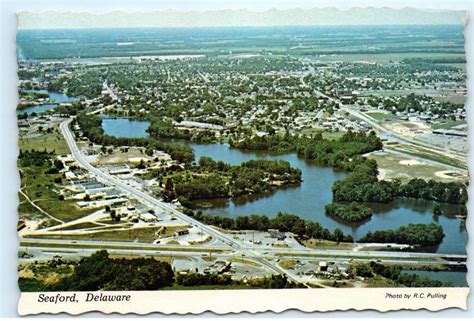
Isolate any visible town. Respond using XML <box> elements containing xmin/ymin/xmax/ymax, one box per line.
<box><xmin>16</xmin><ymin>25</ymin><xmax>468</xmax><ymax>291</ymax></box>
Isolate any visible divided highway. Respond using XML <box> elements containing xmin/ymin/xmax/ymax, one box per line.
<box><xmin>19</xmin><ymin>119</ymin><xmax>466</xmax><ymax>283</ymax></box>
<box><xmin>58</xmin><ymin>119</ymin><xmax>300</xmax><ymax>282</ymax></box>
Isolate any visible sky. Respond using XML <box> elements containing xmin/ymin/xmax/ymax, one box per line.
<box><xmin>17</xmin><ymin>4</ymin><xmax>468</xmax><ymax>29</ymax></box>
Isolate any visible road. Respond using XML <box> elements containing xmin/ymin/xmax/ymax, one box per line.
<box><xmin>35</xmin><ymin>119</ymin><xmax>465</xmax><ymax>285</ymax></box>
<box><xmin>309</xmin><ymin>87</ymin><xmax>467</xmax><ymax>170</ymax></box>
<box><xmin>58</xmin><ymin>119</ymin><xmax>300</xmax><ymax>283</ymax></box>
<box><xmin>19</xmin><ymin>239</ymin><xmax>466</xmax><ymax>267</ymax></box>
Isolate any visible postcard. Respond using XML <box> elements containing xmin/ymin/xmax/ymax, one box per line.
<box><xmin>16</xmin><ymin>5</ymin><xmax>469</xmax><ymax>315</ymax></box>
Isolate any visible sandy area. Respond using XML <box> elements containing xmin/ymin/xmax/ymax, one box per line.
<box><xmin>435</xmin><ymin>170</ymin><xmax>465</xmax><ymax>180</ymax></box>
<box><xmin>377</xmin><ymin>168</ymin><xmax>387</xmax><ymax>180</ymax></box>
<box><xmin>399</xmin><ymin>159</ymin><xmax>422</xmax><ymax>166</ymax></box>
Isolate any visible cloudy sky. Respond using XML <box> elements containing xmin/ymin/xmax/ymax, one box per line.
<box><xmin>17</xmin><ymin>1</ymin><xmax>468</xmax><ymax>29</ymax></box>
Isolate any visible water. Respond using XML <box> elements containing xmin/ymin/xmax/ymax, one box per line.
<box><xmin>17</xmin><ymin>90</ymin><xmax>76</xmax><ymax>115</ymax></box>
<box><xmin>101</xmin><ymin>122</ymin><xmax>467</xmax><ymax>254</ymax></box>
<box><xmin>101</xmin><ymin>117</ymin><xmax>150</xmax><ymax>138</ymax></box>
<box><xmin>401</xmin><ymin>270</ymin><xmax>468</xmax><ymax>287</ymax></box>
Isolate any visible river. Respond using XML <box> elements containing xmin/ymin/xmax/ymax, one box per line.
<box><xmin>17</xmin><ymin>89</ymin><xmax>76</xmax><ymax>115</ymax></box>
<box><xmin>101</xmin><ymin>119</ymin><xmax>468</xmax><ymax>254</ymax></box>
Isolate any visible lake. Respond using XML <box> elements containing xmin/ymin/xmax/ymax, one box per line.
<box><xmin>101</xmin><ymin>117</ymin><xmax>150</xmax><ymax>138</ymax></box>
<box><xmin>102</xmin><ymin>119</ymin><xmax>467</xmax><ymax>254</ymax></box>
<box><xmin>17</xmin><ymin>90</ymin><xmax>76</xmax><ymax>115</ymax></box>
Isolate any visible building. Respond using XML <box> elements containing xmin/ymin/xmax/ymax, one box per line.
<box><xmin>175</xmin><ymin>229</ymin><xmax>190</xmax><ymax>236</ymax></box>
<box><xmin>319</xmin><ymin>261</ymin><xmax>328</xmax><ymax>272</ymax></box>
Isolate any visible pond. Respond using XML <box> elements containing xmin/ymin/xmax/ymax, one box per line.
<box><xmin>101</xmin><ymin>116</ymin><xmax>150</xmax><ymax>138</ymax></box>
<box><xmin>17</xmin><ymin>90</ymin><xmax>76</xmax><ymax>115</ymax></box>
<box><xmin>102</xmin><ymin>121</ymin><xmax>467</xmax><ymax>254</ymax></box>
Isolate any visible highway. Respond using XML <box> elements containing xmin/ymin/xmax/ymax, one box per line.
<box><xmin>59</xmin><ymin>120</ymin><xmax>241</xmax><ymax>248</ymax></box>
<box><xmin>58</xmin><ymin>119</ymin><xmax>301</xmax><ymax>283</ymax></box>
<box><xmin>310</xmin><ymin>88</ymin><xmax>467</xmax><ymax>169</ymax></box>
<box><xmin>44</xmin><ymin>119</ymin><xmax>467</xmax><ymax>284</ymax></box>
<box><xmin>19</xmin><ymin>239</ymin><xmax>466</xmax><ymax>268</ymax></box>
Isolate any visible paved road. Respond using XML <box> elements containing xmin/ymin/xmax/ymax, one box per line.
<box><xmin>51</xmin><ymin>119</ymin><xmax>467</xmax><ymax>284</ymax></box>
<box><xmin>59</xmin><ymin>119</ymin><xmax>303</xmax><ymax>283</ymax></box>
<box><xmin>341</xmin><ymin>105</ymin><xmax>467</xmax><ymax>165</ymax></box>
<box><xmin>19</xmin><ymin>242</ymin><xmax>465</xmax><ymax>268</ymax></box>
<box><xmin>20</xmin><ymin>238</ymin><xmax>466</xmax><ymax>263</ymax></box>
<box><xmin>310</xmin><ymin>88</ymin><xmax>467</xmax><ymax>169</ymax></box>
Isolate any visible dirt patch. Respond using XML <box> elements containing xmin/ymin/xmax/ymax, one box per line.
<box><xmin>399</xmin><ymin>160</ymin><xmax>422</xmax><ymax>166</ymax></box>
<box><xmin>435</xmin><ymin>170</ymin><xmax>464</xmax><ymax>180</ymax></box>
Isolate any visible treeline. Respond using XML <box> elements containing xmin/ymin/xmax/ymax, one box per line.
<box><xmin>358</xmin><ymin>223</ymin><xmax>444</xmax><ymax>246</ymax></box>
<box><xmin>20</xmin><ymin>251</ymin><xmax>175</xmax><ymax>292</ymax></box>
<box><xmin>19</xmin><ymin>251</ymin><xmax>305</xmax><ymax>292</ymax></box>
<box><xmin>147</xmin><ymin>118</ymin><xmax>219</xmax><ymax>143</ymax></box>
<box><xmin>188</xmin><ymin>211</ymin><xmax>353</xmax><ymax>243</ymax></box>
<box><xmin>176</xmin><ymin>272</ymin><xmax>301</xmax><ymax>289</ymax></box>
<box><xmin>54</xmin><ymin>102</ymin><xmax>86</xmax><ymax>116</ymax></box>
<box><xmin>18</xmin><ymin>150</ymin><xmax>53</xmax><ymax>167</ymax></box>
<box><xmin>76</xmin><ymin>113</ymin><xmax>194</xmax><ymax>163</ymax></box>
<box><xmin>334</xmin><ymin>173</ymin><xmax>467</xmax><ymax>205</ymax></box>
<box><xmin>165</xmin><ymin>157</ymin><xmax>302</xmax><ymax>205</ymax></box>
<box><xmin>370</xmin><ymin>262</ymin><xmax>449</xmax><ymax>287</ymax></box>
<box><xmin>403</xmin><ymin>57</ymin><xmax>466</xmax><ymax>64</ymax></box>
<box><xmin>325</xmin><ymin>202</ymin><xmax>372</xmax><ymax>223</ymax></box>
<box><xmin>148</xmin><ymin>118</ymin><xmax>190</xmax><ymax>140</ymax></box>
<box><xmin>230</xmin><ymin>130</ymin><xmax>383</xmax><ymax>171</ymax></box>
<box><xmin>176</xmin><ymin>272</ymin><xmax>232</xmax><ymax>287</ymax></box>
<box><xmin>230</xmin><ymin>129</ymin><xmax>467</xmax><ymax>207</ymax></box>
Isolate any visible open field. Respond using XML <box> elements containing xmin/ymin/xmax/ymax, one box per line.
<box><xmin>431</xmin><ymin>119</ymin><xmax>467</xmax><ymax>130</ymax></box>
<box><xmin>367</xmin><ymin>151</ymin><xmax>466</xmax><ymax>183</ymax></box>
<box><xmin>313</xmin><ymin>52</ymin><xmax>465</xmax><ymax>63</ymax></box>
<box><xmin>19</xmin><ymin>127</ymin><xmax>70</xmax><ymax>155</ymax></box>
<box><xmin>302</xmin><ymin>239</ymin><xmax>355</xmax><ymax>250</ymax></box>
<box><xmin>19</xmin><ymin>165</ymin><xmax>95</xmax><ymax>222</ymax></box>
<box><xmin>387</xmin><ymin>145</ymin><xmax>467</xmax><ymax>169</ymax></box>
<box><xmin>365</xmin><ymin>112</ymin><xmax>400</xmax><ymax>122</ymax></box>
<box><xmin>18</xmin><ymin>193</ymin><xmax>43</xmax><ymax>218</ymax></box>
<box><xmin>27</xmin><ymin>225</ymin><xmax>189</xmax><ymax>243</ymax></box>
<box><xmin>431</xmin><ymin>95</ymin><xmax>466</xmax><ymax>105</ymax></box>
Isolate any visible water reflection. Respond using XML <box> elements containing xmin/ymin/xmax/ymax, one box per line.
<box><xmin>101</xmin><ymin>130</ymin><xmax>467</xmax><ymax>254</ymax></box>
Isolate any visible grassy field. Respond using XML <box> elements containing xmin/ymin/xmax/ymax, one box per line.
<box><xmin>229</xmin><ymin>257</ymin><xmax>262</xmax><ymax>267</ymax></box>
<box><xmin>365</xmin><ymin>112</ymin><xmax>400</xmax><ymax>122</ymax></box>
<box><xmin>431</xmin><ymin>119</ymin><xmax>467</xmax><ymax>130</ymax></box>
<box><xmin>49</xmin><ymin>222</ymin><xmax>102</xmax><ymax>231</ymax></box>
<box><xmin>19</xmin><ymin>165</ymin><xmax>95</xmax><ymax>222</ymax></box>
<box><xmin>387</xmin><ymin>145</ymin><xmax>466</xmax><ymax>170</ymax></box>
<box><xmin>364</xmin><ymin>276</ymin><xmax>398</xmax><ymax>288</ymax></box>
<box><xmin>432</xmin><ymin>95</ymin><xmax>466</xmax><ymax>105</ymax></box>
<box><xmin>279</xmin><ymin>259</ymin><xmax>297</xmax><ymax>269</ymax></box>
<box><xmin>19</xmin><ymin>127</ymin><xmax>70</xmax><ymax>155</ymax></box>
<box><xmin>367</xmin><ymin>151</ymin><xmax>466</xmax><ymax>183</ymax></box>
<box><xmin>321</xmin><ymin>131</ymin><xmax>346</xmax><ymax>141</ymax></box>
<box><xmin>18</xmin><ymin>193</ymin><xmax>43</xmax><ymax>218</ymax></box>
<box><xmin>302</xmin><ymin>239</ymin><xmax>354</xmax><ymax>250</ymax></box>
<box><xmin>28</xmin><ymin>225</ymin><xmax>189</xmax><ymax>243</ymax></box>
